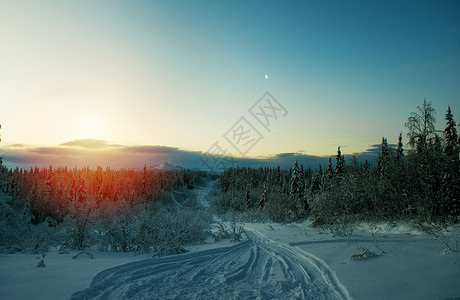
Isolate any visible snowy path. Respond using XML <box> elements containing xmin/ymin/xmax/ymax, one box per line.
<box><xmin>71</xmin><ymin>228</ymin><xmax>350</xmax><ymax>300</ymax></box>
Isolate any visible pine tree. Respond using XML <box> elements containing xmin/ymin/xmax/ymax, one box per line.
<box><xmin>396</xmin><ymin>132</ymin><xmax>404</xmax><ymax>162</ymax></box>
<box><xmin>335</xmin><ymin>147</ymin><xmax>345</xmax><ymax>181</ymax></box>
<box><xmin>310</xmin><ymin>171</ymin><xmax>321</xmax><ymax>195</ymax></box>
<box><xmin>259</xmin><ymin>183</ymin><xmax>267</xmax><ymax>210</ymax></box>
<box><xmin>378</xmin><ymin>137</ymin><xmax>390</xmax><ymax>179</ymax></box>
<box><xmin>444</xmin><ymin>106</ymin><xmax>459</xmax><ymax>160</ymax></box>
<box><xmin>290</xmin><ymin>160</ymin><xmax>302</xmax><ymax>199</ymax></box>
<box><xmin>326</xmin><ymin>157</ymin><xmax>334</xmax><ymax>180</ymax></box>
<box><xmin>44</xmin><ymin>165</ymin><xmax>53</xmax><ymax>199</ymax></box>
<box><xmin>442</xmin><ymin>106</ymin><xmax>459</xmax><ymax>216</ymax></box>
<box><xmin>289</xmin><ymin>160</ymin><xmax>306</xmax><ymax>219</ymax></box>
<box><xmin>141</xmin><ymin>164</ymin><xmax>148</xmax><ymax>198</ymax></box>
<box><xmin>246</xmin><ymin>189</ymin><xmax>251</xmax><ymax>209</ymax></box>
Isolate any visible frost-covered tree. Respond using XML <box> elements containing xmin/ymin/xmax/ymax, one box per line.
<box><xmin>396</xmin><ymin>132</ymin><xmax>404</xmax><ymax>162</ymax></box>
<box><xmin>441</xmin><ymin>106</ymin><xmax>459</xmax><ymax>216</ymax></box>
<box><xmin>378</xmin><ymin>137</ymin><xmax>390</xmax><ymax>179</ymax></box>
<box><xmin>335</xmin><ymin>147</ymin><xmax>345</xmax><ymax>181</ymax></box>
<box><xmin>259</xmin><ymin>183</ymin><xmax>267</xmax><ymax>210</ymax></box>
<box><xmin>290</xmin><ymin>161</ymin><xmax>302</xmax><ymax>199</ymax></box>
<box><xmin>405</xmin><ymin>99</ymin><xmax>437</xmax><ymax>153</ymax></box>
<box><xmin>326</xmin><ymin>157</ymin><xmax>334</xmax><ymax>180</ymax></box>
<box><xmin>141</xmin><ymin>164</ymin><xmax>148</xmax><ymax>198</ymax></box>
<box><xmin>288</xmin><ymin>160</ymin><xmax>307</xmax><ymax>219</ymax></box>
<box><xmin>246</xmin><ymin>189</ymin><xmax>251</xmax><ymax>209</ymax></box>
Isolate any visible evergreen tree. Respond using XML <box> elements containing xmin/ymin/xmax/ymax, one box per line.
<box><xmin>442</xmin><ymin>106</ymin><xmax>459</xmax><ymax>216</ymax></box>
<box><xmin>335</xmin><ymin>147</ymin><xmax>345</xmax><ymax>181</ymax></box>
<box><xmin>444</xmin><ymin>106</ymin><xmax>459</xmax><ymax>160</ymax></box>
<box><xmin>259</xmin><ymin>183</ymin><xmax>267</xmax><ymax>210</ymax></box>
<box><xmin>396</xmin><ymin>132</ymin><xmax>404</xmax><ymax>162</ymax></box>
<box><xmin>290</xmin><ymin>160</ymin><xmax>302</xmax><ymax>199</ymax></box>
<box><xmin>289</xmin><ymin>160</ymin><xmax>306</xmax><ymax>219</ymax></box>
<box><xmin>310</xmin><ymin>171</ymin><xmax>321</xmax><ymax>195</ymax></box>
<box><xmin>378</xmin><ymin>137</ymin><xmax>390</xmax><ymax>178</ymax></box>
<box><xmin>246</xmin><ymin>189</ymin><xmax>251</xmax><ymax>209</ymax></box>
<box><xmin>0</xmin><ymin>124</ymin><xmax>7</xmax><ymax>194</ymax></box>
<box><xmin>326</xmin><ymin>157</ymin><xmax>334</xmax><ymax>180</ymax></box>
<box><xmin>141</xmin><ymin>164</ymin><xmax>148</xmax><ymax>198</ymax></box>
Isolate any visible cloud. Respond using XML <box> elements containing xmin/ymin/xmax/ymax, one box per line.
<box><xmin>119</xmin><ymin>145</ymin><xmax>184</xmax><ymax>154</ymax></box>
<box><xmin>269</xmin><ymin>152</ymin><xmax>301</xmax><ymax>159</ymax></box>
<box><xmin>1</xmin><ymin>139</ymin><xmax>381</xmax><ymax>171</ymax></box>
<box><xmin>60</xmin><ymin>139</ymin><xmax>115</xmax><ymax>149</ymax></box>
<box><xmin>29</xmin><ymin>146</ymin><xmax>84</xmax><ymax>155</ymax></box>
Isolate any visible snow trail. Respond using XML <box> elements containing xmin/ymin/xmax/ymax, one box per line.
<box><xmin>71</xmin><ymin>228</ymin><xmax>350</xmax><ymax>300</ymax></box>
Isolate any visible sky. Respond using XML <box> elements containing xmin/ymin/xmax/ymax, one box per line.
<box><xmin>0</xmin><ymin>0</ymin><xmax>459</xmax><ymax>169</ymax></box>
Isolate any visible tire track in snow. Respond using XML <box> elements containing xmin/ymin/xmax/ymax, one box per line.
<box><xmin>71</xmin><ymin>229</ymin><xmax>350</xmax><ymax>300</ymax></box>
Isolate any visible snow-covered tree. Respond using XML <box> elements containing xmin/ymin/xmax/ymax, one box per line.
<box><xmin>288</xmin><ymin>160</ymin><xmax>307</xmax><ymax>219</ymax></box>
<box><xmin>377</xmin><ymin>137</ymin><xmax>390</xmax><ymax>179</ymax></box>
<box><xmin>405</xmin><ymin>98</ymin><xmax>437</xmax><ymax>153</ymax></box>
<box><xmin>246</xmin><ymin>189</ymin><xmax>251</xmax><ymax>209</ymax></box>
<box><xmin>441</xmin><ymin>106</ymin><xmax>459</xmax><ymax>216</ymax></box>
<box><xmin>326</xmin><ymin>157</ymin><xmax>334</xmax><ymax>181</ymax></box>
<box><xmin>396</xmin><ymin>132</ymin><xmax>404</xmax><ymax>162</ymax></box>
<box><xmin>335</xmin><ymin>147</ymin><xmax>345</xmax><ymax>181</ymax></box>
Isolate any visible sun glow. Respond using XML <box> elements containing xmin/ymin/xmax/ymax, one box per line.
<box><xmin>77</xmin><ymin>114</ymin><xmax>104</xmax><ymax>139</ymax></box>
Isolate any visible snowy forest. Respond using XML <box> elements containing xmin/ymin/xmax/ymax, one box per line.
<box><xmin>216</xmin><ymin>100</ymin><xmax>459</xmax><ymax>225</ymax></box>
<box><xmin>0</xmin><ymin>100</ymin><xmax>459</xmax><ymax>255</ymax></box>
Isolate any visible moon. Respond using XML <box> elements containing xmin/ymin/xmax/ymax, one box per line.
<box><xmin>265</xmin><ymin>74</ymin><xmax>269</xmax><ymax>79</ymax></box>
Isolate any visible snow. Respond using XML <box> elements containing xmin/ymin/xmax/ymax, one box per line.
<box><xmin>1</xmin><ymin>221</ymin><xmax>459</xmax><ymax>299</ymax></box>
<box><xmin>71</xmin><ymin>229</ymin><xmax>349</xmax><ymax>299</ymax></box>
<box><xmin>194</xmin><ymin>179</ymin><xmax>216</xmax><ymax>208</ymax></box>
<box><xmin>245</xmin><ymin>221</ymin><xmax>460</xmax><ymax>300</ymax></box>
<box><xmin>0</xmin><ymin>251</ymin><xmax>151</xmax><ymax>300</ymax></box>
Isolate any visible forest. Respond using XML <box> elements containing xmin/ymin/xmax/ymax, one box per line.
<box><xmin>215</xmin><ymin>100</ymin><xmax>459</xmax><ymax>227</ymax></box>
<box><xmin>0</xmin><ymin>164</ymin><xmax>214</xmax><ymax>254</ymax></box>
<box><xmin>0</xmin><ymin>99</ymin><xmax>459</xmax><ymax>254</ymax></box>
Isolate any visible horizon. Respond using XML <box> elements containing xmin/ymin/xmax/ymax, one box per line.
<box><xmin>1</xmin><ymin>1</ymin><xmax>459</xmax><ymax>170</ymax></box>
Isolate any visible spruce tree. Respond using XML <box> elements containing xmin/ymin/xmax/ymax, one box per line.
<box><xmin>289</xmin><ymin>160</ymin><xmax>306</xmax><ymax>219</ymax></box>
<box><xmin>396</xmin><ymin>132</ymin><xmax>404</xmax><ymax>162</ymax></box>
<box><xmin>141</xmin><ymin>164</ymin><xmax>148</xmax><ymax>198</ymax></box>
<box><xmin>290</xmin><ymin>160</ymin><xmax>302</xmax><ymax>199</ymax></box>
<box><xmin>442</xmin><ymin>106</ymin><xmax>459</xmax><ymax>216</ymax></box>
<box><xmin>326</xmin><ymin>157</ymin><xmax>334</xmax><ymax>180</ymax></box>
<box><xmin>378</xmin><ymin>137</ymin><xmax>390</xmax><ymax>179</ymax></box>
<box><xmin>259</xmin><ymin>183</ymin><xmax>267</xmax><ymax>210</ymax></box>
<box><xmin>444</xmin><ymin>106</ymin><xmax>459</xmax><ymax>160</ymax></box>
<box><xmin>246</xmin><ymin>189</ymin><xmax>251</xmax><ymax>209</ymax></box>
<box><xmin>335</xmin><ymin>147</ymin><xmax>345</xmax><ymax>181</ymax></box>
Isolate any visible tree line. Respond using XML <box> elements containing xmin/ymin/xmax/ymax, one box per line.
<box><xmin>214</xmin><ymin>100</ymin><xmax>459</xmax><ymax>225</ymax></box>
<box><xmin>0</xmin><ymin>161</ymin><xmax>213</xmax><ymax>254</ymax></box>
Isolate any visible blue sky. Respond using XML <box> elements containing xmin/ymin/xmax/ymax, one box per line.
<box><xmin>0</xmin><ymin>0</ymin><xmax>459</xmax><ymax>169</ymax></box>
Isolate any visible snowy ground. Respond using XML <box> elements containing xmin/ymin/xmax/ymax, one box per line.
<box><xmin>1</xmin><ymin>221</ymin><xmax>459</xmax><ymax>299</ymax></box>
<box><xmin>0</xmin><ymin>251</ymin><xmax>151</xmax><ymax>300</ymax></box>
<box><xmin>246</xmin><ymin>222</ymin><xmax>460</xmax><ymax>300</ymax></box>
<box><xmin>70</xmin><ymin>228</ymin><xmax>349</xmax><ymax>299</ymax></box>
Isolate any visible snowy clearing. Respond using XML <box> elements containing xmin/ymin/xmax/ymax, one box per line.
<box><xmin>71</xmin><ymin>228</ymin><xmax>349</xmax><ymax>299</ymax></box>
<box><xmin>247</xmin><ymin>222</ymin><xmax>460</xmax><ymax>300</ymax></box>
<box><xmin>0</xmin><ymin>251</ymin><xmax>152</xmax><ymax>300</ymax></box>
<box><xmin>1</xmin><ymin>221</ymin><xmax>459</xmax><ymax>299</ymax></box>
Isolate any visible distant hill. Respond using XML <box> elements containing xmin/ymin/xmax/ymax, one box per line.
<box><xmin>150</xmin><ymin>163</ymin><xmax>184</xmax><ymax>170</ymax></box>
